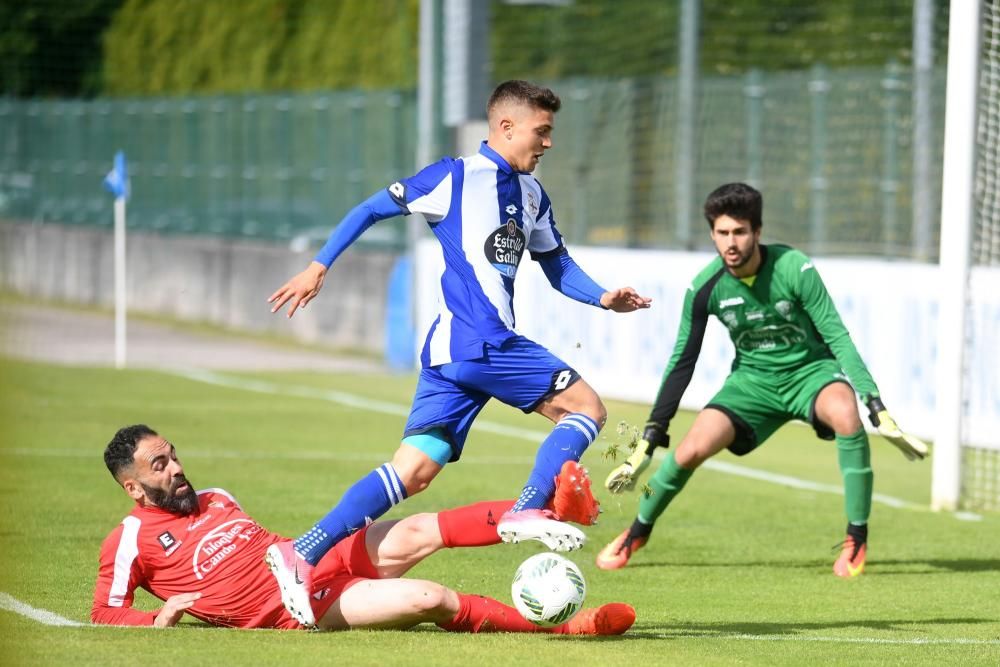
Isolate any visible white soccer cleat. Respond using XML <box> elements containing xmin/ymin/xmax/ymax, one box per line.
<box><xmin>497</xmin><ymin>509</ymin><xmax>586</xmax><ymax>552</ymax></box>
<box><xmin>264</xmin><ymin>542</ymin><xmax>316</xmax><ymax>628</ymax></box>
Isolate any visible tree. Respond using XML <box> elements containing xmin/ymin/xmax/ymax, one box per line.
<box><xmin>0</xmin><ymin>0</ymin><xmax>123</xmax><ymax>97</ymax></box>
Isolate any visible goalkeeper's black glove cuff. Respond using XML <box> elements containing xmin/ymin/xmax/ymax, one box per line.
<box><xmin>642</xmin><ymin>424</ymin><xmax>669</xmax><ymax>455</ymax></box>
<box><xmin>866</xmin><ymin>397</ymin><xmax>886</xmax><ymax>426</ymax></box>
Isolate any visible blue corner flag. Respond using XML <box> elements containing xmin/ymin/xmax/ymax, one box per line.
<box><xmin>103</xmin><ymin>151</ymin><xmax>129</xmax><ymax>200</ymax></box>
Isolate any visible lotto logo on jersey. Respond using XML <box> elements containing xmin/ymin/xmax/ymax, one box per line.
<box><xmin>387</xmin><ymin>181</ymin><xmax>407</xmax><ymax>206</ymax></box>
<box><xmin>484</xmin><ymin>220</ymin><xmax>526</xmax><ymax>277</ymax></box>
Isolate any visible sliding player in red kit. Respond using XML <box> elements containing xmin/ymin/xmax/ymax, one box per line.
<box><xmin>92</xmin><ymin>424</ymin><xmax>633</xmax><ymax>633</ymax></box>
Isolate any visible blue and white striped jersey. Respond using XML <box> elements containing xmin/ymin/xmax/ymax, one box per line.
<box><xmin>312</xmin><ymin>141</ymin><xmax>605</xmax><ymax>369</ymax></box>
<box><xmin>391</xmin><ymin>142</ymin><xmax>565</xmax><ymax>367</ymax></box>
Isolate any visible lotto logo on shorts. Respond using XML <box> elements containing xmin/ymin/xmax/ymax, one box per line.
<box><xmin>550</xmin><ymin>369</ymin><xmax>576</xmax><ymax>393</ymax></box>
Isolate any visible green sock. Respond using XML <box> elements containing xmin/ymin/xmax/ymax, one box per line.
<box><xmin>637</xmin><ymin>451</ymin><xmax>694</xmax><ymax>525</ymax></box>
<box><xmin>837</xmin><ymin>427</ymin><xmax>873</xmax><ymax>525</ymax></box>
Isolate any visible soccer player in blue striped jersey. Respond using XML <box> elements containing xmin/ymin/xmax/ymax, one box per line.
<box><xmin>266</xmin><ymin>80</ymin><xmax>651</xmax><ymax>626</ymax></box>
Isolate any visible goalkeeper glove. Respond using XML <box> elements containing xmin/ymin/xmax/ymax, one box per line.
<box><xmin>604</xmin><ymin>424</ymin><xmax>669</xmax><ymax>493</ymax></box>
<box><xmin>866</xmin><ymin>397</ymin><xmax>929</xmax><ymax>461</ymax></box>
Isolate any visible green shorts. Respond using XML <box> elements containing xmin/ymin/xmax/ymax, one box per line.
<box><xmin>706</xmin><ymin>358</ymin><xmax>852</xmax><ymax>456</ymax></box>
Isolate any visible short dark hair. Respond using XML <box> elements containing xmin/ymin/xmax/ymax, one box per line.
<box><xmin>703</xmin><ymin>183</ymin><xmax>763</xmax><ymax>231</ymax></box>
<box><xmin>487</xmin><ymin>80</ymin><xmax>561</xmax><ymax>117</ymax></box>
<box><xmin>105</xmin><ymin>424</ymin><xmax>158</xmax><ymax>481</ymax></box>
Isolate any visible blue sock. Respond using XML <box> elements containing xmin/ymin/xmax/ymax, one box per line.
<box><xmin>512</xmin><ymin>413</ymin><xmax>599</xmax><ymax>512</ymax></box>
<box><xmin>294</xmin><ymin>463</ymin><xmax>407</xmax><ymax>566</ymax></box>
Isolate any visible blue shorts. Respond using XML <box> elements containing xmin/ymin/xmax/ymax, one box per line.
<box><xmin>402</xmin><ymin>336</ymin><xmax>580</xmax><ymax>463</ymax></box>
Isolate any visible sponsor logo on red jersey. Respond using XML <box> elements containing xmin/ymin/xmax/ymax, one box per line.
<box><xmin>191</xmin><ymin>519</ymin><xmax>263</xmax><ymax>580</ymax></box>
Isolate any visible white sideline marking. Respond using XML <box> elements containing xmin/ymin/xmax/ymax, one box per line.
<box><xmin>0</xmin><ymin>447</ymin><xmax>535</xmax><ymax>466</ymax></box>
<box><xmin>0</xmin><ymin>592</ymin><xmax>83</xmax><ymax>627</ymax></box>
<box><xmin>171</xmin><ymin>368</ymin><xmax>547</xmax><ymax>444</ymax></box>
<box><xmin>1</xmin><ymin>588</ymin><xmax>997</xmax><ymax>646</ymax></box>
<box><xmin>1</xmin><ymin>369</ymin><xmax>980</xmax><ymax>520</ymax></box>
<box><xmin>661</xmin><ymin>631</ymin><xmax>1000</xmax><ymax>646</ymax></box>
<box><xmin>704</xmin><ymin>459</ymin><xmax>942</xmax><ymax>514</ymax></box>
<box><xmin>160</xmin><ymin>369</ymin><xmax>984</xmax><ymax>521</ymax></box>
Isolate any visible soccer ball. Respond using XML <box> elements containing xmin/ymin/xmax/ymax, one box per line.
<box><xmin>511</xmin><ymin>552</ymin><xmax>587</xmax><ymax>627</ymax></box>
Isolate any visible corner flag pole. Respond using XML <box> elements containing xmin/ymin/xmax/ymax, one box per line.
<box><xmin>104</xmin><ymin>151</ymin><xmax>129</xmax><ymax>370</ymax></box>
<box><xmin>114</xmin><ymin>195</ymin><xmax>126</xmax><ymax>369</ymax></box>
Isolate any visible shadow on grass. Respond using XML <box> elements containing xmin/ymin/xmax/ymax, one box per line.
<box><xmin>626</xmin><ymin>616</ymin><xmax>1000</xmax><ymax>639</ymax></box>
<box><xmin>406</xmin><ymin>616</ymin><xmax>1000</xmax><ymax>642</ymax></box>
<box><xmin>622</xmin><ymin>558</ymin><xmax>1000</xmax><ymax>573</ymax></box>
<box><xmin>868</xmin><ymin>558</ymin><xmax>1000</xmax><ymax>574</ymax></box>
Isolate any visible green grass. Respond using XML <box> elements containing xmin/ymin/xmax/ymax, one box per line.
<box><xmin>1</xmin><ymin>357</ymin><xmax>998</xmax><ymax>666</ymax></box>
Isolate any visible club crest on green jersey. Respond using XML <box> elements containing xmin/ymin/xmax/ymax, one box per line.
<box><xmin>775</xmin><ymin>300</ymin><xmax>795</xmax><ymax>320</ymax></box>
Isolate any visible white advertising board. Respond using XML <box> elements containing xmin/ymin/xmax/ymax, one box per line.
<box><xmin>416</xmin><ymin>241</ymin><xmax>999</xmax><ymax>450</ymax></box>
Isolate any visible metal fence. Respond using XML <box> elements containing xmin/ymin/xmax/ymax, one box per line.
<box><xmin>1</xmin><ymin>65</ymin><xmax>944</xmax><ymax>258</ymax></box>
<box><xmin>535</xmin><ymin>65</ymin><xmax>945</xmax><ymax>257</ymax></box>
<box><xmin>0</xmin><ymin>90</ymin><xmax>416</xmax><ymax>249</ymax></box>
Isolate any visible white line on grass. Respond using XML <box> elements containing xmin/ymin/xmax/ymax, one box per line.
<box><xmin>0</xmin><ymin>592</ymin><xmax>84</xmax><ymax>627</ymax></box>
<box><xmin>0</xmin><ymin>446</ymin><xmax>535</xmax><ymax>466</ymax></box>
<box><xmin>171</xmin><ymin>368</ymin><xmax>548</xmax><ymax>443</ymax></box>
<box><xmin>160</xmin><ymin>369</ymin><xmax>982</xmax><ymax>521</ymax></box>
<box><xmin>660</xmin><ymin>632</ymin><xmax>1000</xmax><ymax>646</ymax></box>
<box><xmin>2</xmin><ymin>588</ymin><xmax>997</xmax><ymax>647</ymax></box>
<box><xmin>1</xmin><ymin>373</ymin><xmax>989</xmax><ymax>636</ymax></box>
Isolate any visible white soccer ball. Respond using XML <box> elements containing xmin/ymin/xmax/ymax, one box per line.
<box><xmin>511</xmin><ymin>552</ymin><xmax>587</xmax><ymax>627</ymax></box>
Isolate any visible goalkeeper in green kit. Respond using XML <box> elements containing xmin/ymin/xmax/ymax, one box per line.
<box><xmin>596</xmin><ymin>183</ymin><xmax>928</xmax><ymax>578</ymax></box>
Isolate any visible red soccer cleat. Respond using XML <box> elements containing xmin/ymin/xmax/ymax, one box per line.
<box><xmin>595</xmin><ymin>528</ymin><xmax>647</xmax><ymax>571</ymax></box>
<box><xmin>560</xmin><ymin>603</ymin><xmax>636</xmax><ymax>635</ymax></box>
<box><xmin>833</xmin><ymin>535</ymin><xmax>867</xmax><ymax>578</ymax></box>
<box><xmin>548</xmin><ymin>460</ymin><xmax>601</xmax><ymax>526</ymax></box>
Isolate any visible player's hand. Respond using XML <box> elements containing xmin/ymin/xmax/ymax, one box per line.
<box><xmin>605</xmin><ymin>445</ymin><xmax>654</xmax><ymax>493</ymax></box>
<box><xmin>600</xmin><ymin>287</ymin><xmax>652</xmax><ymax>313</ymax></box>
<box><xmin>154</xmin><ymin>592</ymin><xmax>201</xmax><ymax>628</ymax></box>
<box><xmin>604</xmin><ymin>426</ymin><xmax>668</xmax><ymax>493</ymax></box>
<box><xmin>867</xmin><ymin>398</ymin><xmax>928</xmax><ymax>461</ymax></box>
<box><xmin>268</xmin><ymin>261</ymin><xmax>327</xmax><ymax>318</ymax></box>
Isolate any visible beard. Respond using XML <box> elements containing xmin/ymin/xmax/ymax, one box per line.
<box><xmin>143</xmin><ymin>476</ymin><xmax>199</xmax><ymax>515</ymax></box>
<box><xmin>721</xmin><ymin>241</ymin><xmax>757</xmax><ymax>270</ymax></box>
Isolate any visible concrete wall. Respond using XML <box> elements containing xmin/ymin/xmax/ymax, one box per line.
<box><xmin>0</xmin><ymin>221</ymin><xmax>397</xmax><ymax>354</ymax></box>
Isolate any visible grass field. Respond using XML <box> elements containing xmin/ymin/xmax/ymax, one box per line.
<box><xmin>1</xmin><ymin>356</ymin><xmax>998</xmax><ymax>666</ymax></box>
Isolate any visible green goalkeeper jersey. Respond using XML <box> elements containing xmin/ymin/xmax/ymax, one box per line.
<box><xmin>647</xmin><ymin>244</ymin><xmax>879</xmax><ymax>431</ymax></box>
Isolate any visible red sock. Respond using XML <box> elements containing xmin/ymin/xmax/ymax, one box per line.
<box><xmin>437</xmin><ymin>593</ymin><xmax>552</xmax><ymax>634</ymax></box>
<box><xmin>437</xmin><ymin>500</ymin><xmax>514</xmax><ymax>548</ymax></box>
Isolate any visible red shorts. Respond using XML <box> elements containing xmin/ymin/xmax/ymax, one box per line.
<box><xmin>251</xmin><ymin>527</ymin><xmax>379</xmax><ymax>630</ymax></box>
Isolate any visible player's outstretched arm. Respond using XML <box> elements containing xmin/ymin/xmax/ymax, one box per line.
<box><xmin>866</xmin><ymin>398</ymin><xmax>929</xmax><ymax>461</ymax></box>
<box><xmin>268</xmin><ymin>261</ymin><xmax>327</xmax><ymax>318</ymax></box>
<box><xmin>605</xmin><ymin>425</ymin><xmax>668</xmax><ymax>493</ymax></box>
<box><xmin>269</xmin><ymin>189</ymin><xmax>408</xmax><ymax>318</ymax></box>
<box><xmin>153</xmin><ymin>592</ymin><xmax>202</xmax><ymax>628</ymax></box>
<box><xmin>600</xmin><ymin>287</ymin><xmax>652</xmax><ymax>312</ymax></box>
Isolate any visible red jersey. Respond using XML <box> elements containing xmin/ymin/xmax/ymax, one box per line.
<box><xmin>92</xmin><ymin>488</ymin><xmax>287</xmax><ymax>628</ymax></box>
